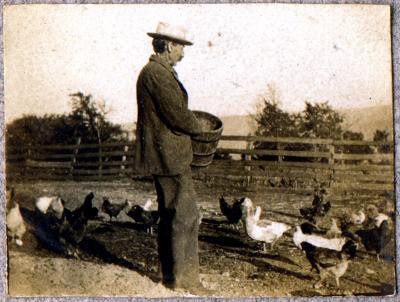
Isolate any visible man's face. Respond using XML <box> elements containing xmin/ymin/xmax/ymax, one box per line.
<box><xmin>168</xmin><ymin>42</ymin><xmax>185</xmax><ymax>66</ymax></box>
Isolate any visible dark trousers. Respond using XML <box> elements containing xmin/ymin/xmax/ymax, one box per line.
<box><xmin>153</xmin><ymin>171</ymin><xmax>200</xmax><ymax>288</ymax></box>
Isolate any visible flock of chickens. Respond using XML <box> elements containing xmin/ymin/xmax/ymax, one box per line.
<box><xmin>6</xmin><ymin>188</ymin><xmax>160</xmax><ymax>258</ymax></box>
<box><xmin>6</xmin><ymin>186</ymin><xmax>395</xmax><ymax>290</ymax></box>
<box><xmin>218</xmin><ymin>189</ymin><xmax>394</xmax><ymax>289</ymax></box>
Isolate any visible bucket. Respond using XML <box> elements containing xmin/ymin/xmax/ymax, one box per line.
<box><xmin>191</xmin><ymin>111</ymin><xmax>224</xmax><ymax>168</ymax></box>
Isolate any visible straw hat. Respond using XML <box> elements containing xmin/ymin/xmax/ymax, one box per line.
<box><xmin>147</xmin><ymin>22</ymin><xmax>193</xmax><ymax>46</ymax></box>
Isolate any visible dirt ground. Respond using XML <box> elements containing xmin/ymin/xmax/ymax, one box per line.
<box><xmin>7</xmin><ymin>180</ymin><xmax>396</xmax><ymax>298</ymax></box>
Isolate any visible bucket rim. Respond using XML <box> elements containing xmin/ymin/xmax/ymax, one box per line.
<box><xmin>192</xmin><ymin>110</ymin><xmax>224</xmax><ymax>133</ymax></box>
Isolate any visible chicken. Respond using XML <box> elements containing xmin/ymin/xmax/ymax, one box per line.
<box><xmin>301</xmin><ymin>240</ymin><xmax>357</xmax><ymax>288</ymax></box>
<box><xmin>35</xmin><ymin>196</ymin><xmax>65</xmax><ymax>219</ymax></box>
<box><xmin>20</xmin><ymin>204</ymin><xmax>79</xmax><ymax>258</ymax></box>
<box><xmin>127</xmin><ymin>205</ymin><xmax>159</xmax><ymax>234</ymax></box>
<box><xmin>295</xmin><ymin>221</ymin><xmax>358</xmax><ymax>288</ymax></box>
<box><xmin>349</xmin><ymin>209</ymin><xmax>366</xmax><ymax>225</ymax></box>
<box><xmin>6</xmin><ymin>187</ymin><xmax>26</xmax><ymax>246</ymax></box>
<box><xmin>101</xmin><ymin>197</ymin><xmax>130</xmax><ymax>221</ymax></box>
<box><xmin>241</xmin><ymin>200</ymin><xmax>291</xmax><ymax>251</ymax></box>
<box><xmin>293</xmin><ymin>224</ymin><xmax>346</xmax><ymax>252</ymax></box>
<box><xmin>219</xmin><ymin>196</ymin><xmax>245</xmax><ymax>228</ymax></box>
<box><xmin>142</xmin><ymin>198</ymin><xmax>153</xmax><ymax>211</ymax></box>
<box><xmin>355</xmin><ymin>214</ymin><xmax>392</xmax><ymax>261</ymax></box>
<box><xmin>326</xmin><ymin>218</ymin><xmax>342</xmax><ymax>239</ymax></box>
<box><xmin>299</xmin><ymin>190</ymin><xmax>331</xmax><ymax>224</ymax></box>
<box><xmin>60</xmin><ymin>192</ymin><xmax>99</xmax><ymax>245</ymax></box>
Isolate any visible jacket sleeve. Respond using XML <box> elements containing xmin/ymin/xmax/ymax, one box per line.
<box><xmin>144</xmin><ymin>64</ymin><xmax>202</xmax><ymax>136</ymax></box>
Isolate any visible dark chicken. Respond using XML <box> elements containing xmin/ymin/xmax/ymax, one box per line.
<box><xmin>294</xmin><ymin>221</ymin><xmax>358</xmax><ymax>289</ymax></box>
<box><xmin>300</xmin><ymin>239</ymin><xmax>358</xmax><ymax>288</ymax></box>
<box><xmin>60</xmin><ymin>192</ymin><xmax>99</xmax><ymax>245</ymax></box>
<box><xmin>127</xmin><ymin>205</ymin><xmax>159</xmax><ymax>234</ymax></box>
<box><xmin>300</xmin><ymin>190</ymin><xmax>331</xmax><ymax>224</ymax></box>
<box><xmin>101</xmin><ymin>198</ymin><xmax>130</xmax><ymax>221</ymax></box>
<box><xmin>355</xmin><ymin>217</ymin><xmax>392</xmax><ymax>261</ymax></box>
<box><xmin>21</xmin><ymin>192</ymin><xmax>98</xmax><ymax>258</ymax></box>
<box><xmin>219</xmin><ymin>196</ymin><xmax>245</xmax><ymax>226</ymax></box>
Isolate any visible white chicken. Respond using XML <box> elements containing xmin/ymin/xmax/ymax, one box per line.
<box><xmin>241</xmin><ymin>198</ymin><xmax>291</xmax><ymax>252</ymax></box>
<box><xmin>35</xmin><ymin>196</ymin><xmax>65</xmax><ymax>219</ymax></box>
<box><xmin>293</xmin><ymin>225</ymin><xmax>346</xmax><ymax>251</ymax></box>
<box><xmin>350</xmin><ymin>209</ymin><xmax>366</xmax><ymax>225</ymax></box>
<box><xmin>142</xmin><ymin>198</ymin><xmax>153</xmax><ymax>211</ymax></box>
<box><xmin>6</xmin><ymin>188</ymin><xmax>26</xmax><ymax>246</ymax></box>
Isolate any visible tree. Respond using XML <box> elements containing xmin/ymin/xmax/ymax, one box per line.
<box><xmin>252</xmin><ymin>84</ymin><xmax>299</xmax><ymax>160</ymax></box>
<box><xmin>373</xmin><ymin>129</ymin><xmax>391</xmax><ymax>154</ymax></box>
<box><xmin>69</xmin><ymin>92</ymin><xmax>123</xmax><ymax>144</ymax></box>
<box><xmin>6</xmin><ymin>92</ymin><xmax>124</xmax><ymax>147</ymax></box>
<box><xmin>298</xmin><ymin>102</ymin><xmax>344</xmax><ymax>140</ymax></box>
<box><xmin>340</xmin><ymin>131</ymin><xmax>373</xmax><ymax>164</ymax></box>
<box><xmin>252</xmin><ymin>86</ymin><xmax>346</xmax><ymax>162</ymax></box>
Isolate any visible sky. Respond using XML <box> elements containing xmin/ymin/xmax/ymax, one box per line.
<box><xmin>4</xmin><ymin>4</ymin><xmax>392</xmax><ymax>125</ymax></box>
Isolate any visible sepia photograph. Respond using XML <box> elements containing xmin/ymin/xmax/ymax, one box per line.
<box><xmin>3</xmin><ymin>3</ymin><xmax>396</xmax><ymax>298</ymax></box>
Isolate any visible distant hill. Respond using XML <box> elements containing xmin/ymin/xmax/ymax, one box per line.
<box><xmin>339</xmin><ymin>104</ymin><xmax>393</xmax><ymax>140</ymax></box>
<box><xmin>120</xmin><ymin>104</ymin><xmax>393</xmax><ymax>144</ymax></box>
<box><xmin>219</xmin><ymin>104</ymin><xmax>393</xmax><ymax>141</ymax></box>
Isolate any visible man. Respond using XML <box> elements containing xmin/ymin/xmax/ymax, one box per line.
<box><xmin>135</xmin><ymin>22</ymin><xmax>207</xmax><ymax>293</ymax></box>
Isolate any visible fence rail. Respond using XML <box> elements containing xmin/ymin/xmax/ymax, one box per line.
<box><xmin>6</xmin><ymin>136</ymin><xmax>394</xmax><ymax>193</ymax></box>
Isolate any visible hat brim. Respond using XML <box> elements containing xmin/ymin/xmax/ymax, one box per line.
<box><xmin>147</xmin><ymin>32</ymin><xmax>193</xmax><ymax>46</ymax></box>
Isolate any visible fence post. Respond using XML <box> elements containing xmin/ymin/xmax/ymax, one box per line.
<box><xmin>328</xmin><ymin>140</ymin><xmax>335</xmax><ymax>188</ymax></box>
<box><xmin>328</xmin><ymin>141</ymin><xmax>335</xmax><ymax>165</ymax></box>
<box><xmin>70</xmin><ymin>137</ymin><xmax>81</xmax><ymax>176</ymax></box>
<box><xmin>98</xmin><ymin>142</ymin><xmax>103</xmax><ymax>177</ymax></box>
<box><xmin>244</xmin><ymin>138</ymin><xmax>253</xmax><ymax>187</ymax></box>
<box><xmin>121</xmin><ymin>145</ymin><xmax>129</xmax><ymax>175</ymax></box>
<box><xmin>277</xmin><ymin>142</ymin><xmax>283</xmax><ymax>162</ymax></box>
<box><xmin>25</xmin><ymin>143</ymin><xmax>32</xmax><ymax>179</ymax></box>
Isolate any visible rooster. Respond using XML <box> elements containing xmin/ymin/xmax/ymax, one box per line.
<box><xmin>219</xmin><ymin>196</ymin><xmax>245</xmax><ymax>228</ymax></box>
<box><xmin>101</xmin><ymin>197</ymin><xmax>130</xmax><ymax>221</ymax></box>
<box><xmin>241</xmin><ymin>198</ymin><xmax>291</xmax><ymax>251</ymax></box>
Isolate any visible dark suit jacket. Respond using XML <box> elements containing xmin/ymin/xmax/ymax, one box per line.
<box><xmin>135</xmin><ymin>55</ymin><xmax>202</xmax><ymax>175</ymax></box>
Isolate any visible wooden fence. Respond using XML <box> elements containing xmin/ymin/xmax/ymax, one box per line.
<box><xmin>6</xmin><ymin>136</ymin><xmax>394</xmax><ymax>193</ymax></box>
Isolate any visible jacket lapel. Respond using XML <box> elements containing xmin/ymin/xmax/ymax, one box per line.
<box><xmin>150</xmin><ymin>55</ymin><xmax>188</xmax><ymax>105</ymax></box>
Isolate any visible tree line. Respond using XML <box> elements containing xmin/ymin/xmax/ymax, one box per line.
<box><xmin>6</xmin><ymin>89</ymin><xmax>391</xmax><ymax>160</ymax></box>
<box><xmin>6</xmin><ymin>92</ymin><xmax>125</xmax><ymax>147</ymax></box>
<box><xmin>251</xmin><ymin>85</ymin><xmax>391</xmax><ymax>162</ymax></box>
